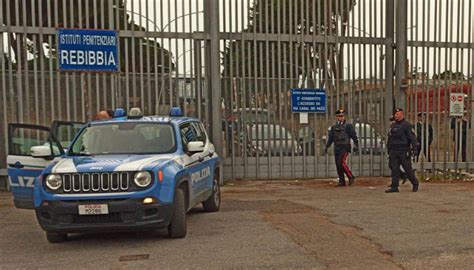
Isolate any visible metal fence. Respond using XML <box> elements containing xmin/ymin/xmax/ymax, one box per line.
<box><xmin>1</xmin><ymin>0</ymin><xmax>473</xmax><ymax>181</ymax></box>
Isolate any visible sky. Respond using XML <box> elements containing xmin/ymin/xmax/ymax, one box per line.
<box><xmin>2</xmin><ymin>0</ymin><xmax>473</xmax><ymax>79</ymax></box>
<box><xmin>125</xmin><ymin>0</ymin><xmax>473</xmax><ymax>79</ymax></box>
<box><xmin>126</xmin><ymin>0</ymin><xmax>251</xmax><ymax>76</ymax></box>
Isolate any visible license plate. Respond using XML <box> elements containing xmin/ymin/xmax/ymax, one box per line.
<box><xmin>78</xmin><ymin>204</ymin><xmax>109</xmax><ymax>215</ymax></box>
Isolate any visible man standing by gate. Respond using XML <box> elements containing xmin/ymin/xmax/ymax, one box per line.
<box><xmin>415</xmin><ymin>112</ymin><xmax>433</xmax><ymax>162</ymax></box>
<box><xmin>325</xmin><ymin>109</ymin><xmax>359</xmax><ymax>187</ymax></box>
<box><xmin>386</xmin><ymin>108</ymin><xmax>419</xmax><ymax>193</ymax></box>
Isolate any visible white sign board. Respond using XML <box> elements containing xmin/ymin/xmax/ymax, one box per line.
<box><xmin>449</xmin><ymin>93</ymin><xmax>464</xmax><ymax>117</ymax></box>
<box><xmin>299</xmin><ymin>113</ymin><xmax>308</xmax><ymax>124</ymax></box>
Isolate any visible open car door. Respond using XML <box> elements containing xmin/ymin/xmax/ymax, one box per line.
<box><xmin>51</xmin><ymin>120</ymin><xmax>84</xmax><ymax>150</ymax></box>
<box><xmin>7</xmin><ymin>124</ymin><xmax>65</xmax><ymax>209</ymax></box>
<box><xmin>7</xmin><ymin>120</ymin><xmax>84</xmax><ymax>209</ymax></box>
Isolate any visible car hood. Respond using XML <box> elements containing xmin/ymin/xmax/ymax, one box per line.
<box><xmin>46</xmin><ymin>154</ymin><xmax>178</xmax><ymax>174</ymax></box>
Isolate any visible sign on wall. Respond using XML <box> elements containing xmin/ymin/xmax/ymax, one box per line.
<box><xmin>291</xmin><ymin>88</ymin><xmax>326</xmax><ymax>113</ymax></box>
<box><xmin>449</xmin><ymin>93</ymin><xmax>465</xmax><ymax>117</ymax></box>
<box><xmin>57</xmin><ymin>29</ymin><xmax>119</xmax><ymax>72</ymax></box>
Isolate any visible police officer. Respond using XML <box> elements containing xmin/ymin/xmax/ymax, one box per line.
<box><xmin>386</xmin><ymin>108</ymin><xmax>419</xmax><ymax>193</ymax></box>
<box><xmin>387</xmin><ymin>115</ymin><xmax>408</xmax><ymax>185</ymax></box>
<box><xmin>325</xmin><ymin>109</ymin><xmax>359</xmax><ymax>186</ymax></box>
<box><xmin>415</xmin><ymin>112</ymin><xmax>433</xmax><ymax>162</ymax></box>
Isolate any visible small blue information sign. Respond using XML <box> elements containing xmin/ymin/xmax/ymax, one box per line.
<box><xmin>58</xmin><ymin>28</ymin><xmax>119</xmax><ymax>72</ymax></box>
<box><xmin>291</xmin><ymin>88</ymin><xmax>326</xmax><ymax>113</ymax></box>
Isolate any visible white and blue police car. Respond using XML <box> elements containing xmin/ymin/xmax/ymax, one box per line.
<box><xmin>7</xmin><ymin>108</ymin><xmax>221</xmax><ymax>243</ymax></box>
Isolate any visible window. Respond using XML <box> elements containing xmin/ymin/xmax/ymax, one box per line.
<box><xmin>250</xmin><ymin>125</ymin><xmax>291</xmax><ymax>140</ymax></box>
<box><xmin>69</xmin><ymin>123</ymin><xmax>176</xmax><ymax>155</ymax></box>
<box><xmin>180</xmin><ymin>123</ymin><xmax>196</xmax><ymax>152</ymax></box>
<box><xmin>356</xmin><ymin>124</ymin><xmax>376</xmax><ymax>139</ymax></box>
<box><xmin>54</xmin><ymin>123</ymin><xmax>83</xmax><ymax>148</ymax></box>
<box><xmin>191</xmin><ymin>122</ymin><xmax>207</xmax><ymax>143</ymax></box>
<box><xmin>9</xmin><ymin>127</ymin><xmax>61</xmax><ymax>156</ymax></box>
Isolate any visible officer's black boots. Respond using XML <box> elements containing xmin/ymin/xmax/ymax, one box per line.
<box><xmin>384</xmin><ymin>185</ymin><xmax>418</xmax><ymax>193</ymax></box>
<box><xmin>385</xmin><ymin>187</ymin><xmax>399</xmax><ymax>193</ymax></box>
<box><xmin>336</xmin><ymin>182</ymin><xmax>346</xmax><ymax>187</ymax></box>
<box><xmin>348</xmin><ymin>176</ymin><xmax>356</xmax><ymax>186</ymax></box>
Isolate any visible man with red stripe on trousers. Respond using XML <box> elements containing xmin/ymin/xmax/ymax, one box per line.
<box><xmin>325</xmin><ymin>109</ymin><xmax>359</xmax><ymax>187</ymax></box>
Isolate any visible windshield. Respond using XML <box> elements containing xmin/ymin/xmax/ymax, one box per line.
<box><xmin>235</xmin><ymin>109</ymin><xmax>269</xmax><ymax>124</ymax></box>
<box><xmin>250</xmin><ymin>126</ymin><xmax>291</xmax><ymax>140</ymax></box>
<box><xmin>355</xmin><ymin>124</ymin><xmax>376</xmax><ymax>139</ymax></box>
<box><xmin>69</xmin><ymin>122</ymin><xmax>176</xmax><ymax>155</ymax></box>
<box><xmin>242</xmin><ymin>114</ymin><xmax>268</xmax><ymax>124</ymax></box>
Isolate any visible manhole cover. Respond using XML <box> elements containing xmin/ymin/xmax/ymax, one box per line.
<box><xmin>119</xmin><ymin>254</ymin><xmax>150</xmax><ymax>261</ymax></box>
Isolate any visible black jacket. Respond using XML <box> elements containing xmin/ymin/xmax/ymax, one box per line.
<box><xmin>388</xmin><ymin>119</ymin><xmax>417</xmax><ymax>152</ymax></box>
<box><xmin>450</xmin><ymin>117</ymin><xmax>470</xmax><ymax>143</ymax></box>
<box><xmin>326</xmin><ymin>121</ymin><xmax>359</xmax><ymax>153</ymax></box>
<box><xmin>415</xmin><ymin>121</ymin><xmax>433</xmax><ymax>145</ymax></box>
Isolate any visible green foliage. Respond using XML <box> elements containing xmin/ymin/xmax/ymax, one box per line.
<box><xmin>222</xmin><ymin>0</ymin><xmax>356</xmax><ymax>80</ymax></box>
<box><xmin>2</xmin><ymin>0</ymin><xmax>173</xmax><ymax>73</ymax></box>
<box><xmin>432</xmin><ymin>70</ymin><xmax>467</xmax><ymax>80</ymax></box>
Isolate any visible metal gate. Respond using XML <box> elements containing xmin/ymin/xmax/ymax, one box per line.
<box><xmin>1</xmin><ymin>0</ymin><xmax>473</xmax><ymax>181</ymax></box>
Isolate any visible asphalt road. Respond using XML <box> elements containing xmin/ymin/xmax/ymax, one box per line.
<box><xmin>0</xmin><ymin>178</ymin><xmax>473</xmax><ymax>269</ymax></box>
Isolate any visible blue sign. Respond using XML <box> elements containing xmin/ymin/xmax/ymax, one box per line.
<box><xmin>58</xmin><ymin>29</ymin><xmax>119</xmax><ymax>72</ymax></box>
<box><xmin>291</xmin><ymin>88</ymin><xmax>326</xmax><ymax>113</ymax></box>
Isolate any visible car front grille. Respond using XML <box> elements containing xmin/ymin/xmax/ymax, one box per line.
<box><xmin>61</xmin><ymin>172</ymin><xmax>130</xmax><ymax>193</ymax></box>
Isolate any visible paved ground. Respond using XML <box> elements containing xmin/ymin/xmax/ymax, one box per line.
<box><xmin>0</xmin><ymin>178</ymin><xmax>473</xmax><ymax>269</ymax></box>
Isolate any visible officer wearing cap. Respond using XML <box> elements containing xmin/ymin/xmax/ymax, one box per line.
<box><xmin>415</xmin><ymin>112</ymin><xmax>433</xmax><ymax>162</ymax></box>
<box><xmin>386</xmin><ymin>108</ymin><xmax>419</xmax><ymax>193</ymax></box>
<box><xmin>387</xmin><ymin>115</ymin><xmax>408</xmax><ymax>185</ymax></box>
<box><xmin>325</xmin><ymin>109</ymin><xmax>359</xmax><ymax>186</ymax></box>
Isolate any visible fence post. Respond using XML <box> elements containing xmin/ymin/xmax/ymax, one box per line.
<box><xmin>386</xmin><ymin>0</ymin><xmax>395</xmax><ymax>120</ymax></box>
<box><xmin>395</xmin><ymin>0</ymin><xmax>408</xmax><ymax>110</ymax></box>
<box><xmin>204</xmin><ymin>0</ymin><xmax>223</xmax><ymax>157</ymax></box>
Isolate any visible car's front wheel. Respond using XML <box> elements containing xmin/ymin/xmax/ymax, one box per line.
<box><xmin>202</xmin><ymin>172</ymin><xmax>221</xmax><ymax>212</ymax></box>
<box><xmin>168</xmin><ymin>188</ymin><xmax>187</xmax><ymax>238</ymax></box>
<box><xmin>46</xmin><ymin>232</ymin><xmax>67</xmax><ymax>243</ymax></box>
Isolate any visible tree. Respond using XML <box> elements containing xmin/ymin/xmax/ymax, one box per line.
<box><xmin>221</xmin><ymin>0</ymin><xmax>356</xmax><ymax>109</ymax></box>
<box><xmin>432</xmin><ymin>70</ymin><xmax>467</xmax><ymax>81</ymax></box>
<box><xmin>1</xmin><ymin>0</ymin><xmax>174</xmax><ymax>73</ymax></box>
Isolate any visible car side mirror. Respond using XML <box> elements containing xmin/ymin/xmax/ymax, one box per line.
<box><xmin>30</xmin><ymin>145</ymin><xmax>54</xmax><ymax>160</ymax></box>
<box><xmin>187</xmin><ymin>141</ymin><xmax>205</xmax><ymax>154</ymax></box>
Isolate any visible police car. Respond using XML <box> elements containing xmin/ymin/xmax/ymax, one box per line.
<box><xmin>7</xmin><ymin>108</ymin><xmax>221</xmax><ymax>243</ymax></box>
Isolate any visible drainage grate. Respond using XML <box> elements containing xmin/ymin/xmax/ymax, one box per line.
<box><xmin>119</xmin><ymin>254</ymin><xmax>150</xmax><ymax>262</ymax></box>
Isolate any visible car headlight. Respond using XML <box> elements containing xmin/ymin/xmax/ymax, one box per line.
<box><xmin>134</xmin><ymin>171</ymin><xmax>152</xmax><ymax>187</ymax></box>
<box><xmin>46</xmin><ymin>174</ymin><xmax>62</xmax><ymax>190</ymax></box>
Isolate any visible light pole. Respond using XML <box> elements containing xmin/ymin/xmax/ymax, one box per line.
<box><xmin>114</xmin><ymin>5</ymin><xmax>160</xmax><ymax>32</ymax></box>
<box><xmin>282</xmin><ymin>61</ymin><xmax>309</xmax><ymax>88</ymax></box>
<box><xmin>116</xmin><ymin>6</ymin><xmax>203</xmax><ymax>32</ymax></box>
<box><xmin>160</xmin><ymin>11</ymin><xmax>203</xmax><ymax>32</ymax></box>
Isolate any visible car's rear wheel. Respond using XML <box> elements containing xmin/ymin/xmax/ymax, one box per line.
<box><xmin>168</xmin><ymin>188</ymin><xmax>187</xmax><ymax>238</ymax></box>
<box><xmin>46</xmin><ymin>232</ymin><xmax>67</xmax><ymax>243</ymax></box>
<box><xmin>202</xmin><ymin>172</ymin><xmax>221</xmax><ymax>212</ymax></box>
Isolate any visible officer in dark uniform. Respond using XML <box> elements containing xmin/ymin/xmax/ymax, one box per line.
<box><xmin>414</xmin><ymin>112</ymin><xmax>433</xmax><ymax>162</ymax></box>
<box><xmin>325</xmin><ymin>109</ymin><xmax>359</xmax><ymax>186</ymax></box>
<box><xmin>387</xmin><ymin>115</ymin><xmax>408</xmax><ymax>185</ymax></box>
<box><xmin>386</xmin><ymin>108</ymin><xmax>419</xmax><ymax>193</ymax></box>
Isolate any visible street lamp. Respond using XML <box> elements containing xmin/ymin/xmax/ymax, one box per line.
<box><xmin>282</xmin><ymin>61</ymin><xmax>309</xmax><ymax>88</ymax></box>
<box><xmin>115</xmin><ymin>6</ymin><xmax>203</xmax><ymax>32</ymax></box>
<box><xmin>113</xmin><ymin>5</ymin><xmax>160</xmax><ymax>32</ymax></box>
<box><xmin>160</xmin><ymin>11</ymin><xmax>203</xmax><ymax>32</ymax></box>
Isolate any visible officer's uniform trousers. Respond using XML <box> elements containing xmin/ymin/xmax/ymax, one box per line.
<box><xmin>389</xmin><ymin>150</ymin><xmax>418</xmax><ymax>188</ymax></box>
<box><xmin>335</xmin><ymin>146</ymin><xmax>353</xmax><ymax>184</ymax></box>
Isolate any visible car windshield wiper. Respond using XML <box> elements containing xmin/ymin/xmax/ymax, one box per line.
<box><xmin>69</xmin><ymin>151</ymin><xmax>91</xmax><ymax>156</ymax></box>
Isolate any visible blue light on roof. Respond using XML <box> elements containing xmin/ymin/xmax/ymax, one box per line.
<box><xmin>114</xmin><ymin>108</ymin><xmax>127</xmax><ymax>118</ymax></box>
<box><xmin>169</xmin><ymin>107</ymin><xmax>184</xmax><ymax>117</ymax></box>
